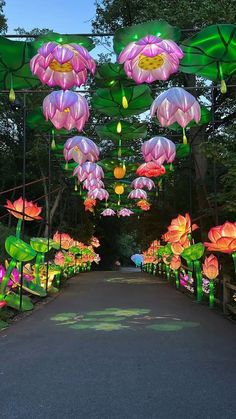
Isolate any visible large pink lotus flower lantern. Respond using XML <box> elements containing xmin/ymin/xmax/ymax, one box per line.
<box><xmin>131</xmin><ymin>177</ymin><xmax>155</xmax><ymax>191</ymax></box>
<box><xmin>83</xmin><ymin>178</ymin><xmax>105</xmax><ymax>191</ymax></box>
<box><xmin>30</xmin><ymin>42</ymin><xmax>96</xmax><ymax>89</ymax></box>
<box><xmin>136</xmin><ymin>162</ymin><xmax>166</xmax><ymax>178</ymax></box>
<box><xmin>118</xmin><ymin>35</ymin><xmax>183</xmax><ymax>84</ymax></box>
<box><xmin>101</xmin><ymin>208</ymin><xmax>116</xmax><ymax>216</ymax></box>
<box><xmin>118</xmin><ymin>208</ymin><xmax>134</xmax><ymax>217</ymax></box>
<box><xmin>64</xmin><ymin>136</ymin><xmax>99</xmax><ymax>166</ymax></box>
<box><xmin>142</xmin><ymin>137</ymin><xmax>176</xmax><ymax>165</ymax></box>
<box><xmin>128</xmin><ymin>189</ymin><xmax>147</xmax><ymax>200</ymax></box>
<box><xmin>151</xmin><ymin>87</ymin><xmax>201</xmax><ymax>143</ymax></box>
<box><xmin>73</xmin><ymin>162</ymin><xmax>104</xmax><ymax>182</ymax></box>
<box><xmin>43</xmin><ymin>90</ymin><xmax>89</xmax><ymax>131</ymax></box>
<box><xmin>88</xmin><ymin>188</ymin><xmax>109</xmax><ymax>201</ymax></box>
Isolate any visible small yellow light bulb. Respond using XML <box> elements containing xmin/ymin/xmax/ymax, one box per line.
<box><xmin>122</xmin><ymin>95</ymin><xmax>128</xmax><ymax>109</ymax></box>
<box><xmin>9</xmin><ymin>88</ymin><xmax>16</xmax><ymax>102</ymax></box>
<box><xmin>117</xmin><ymin>122</ymin><xmax>122</xmax><ymax>133</ymax></box>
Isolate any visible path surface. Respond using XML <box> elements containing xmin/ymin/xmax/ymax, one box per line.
<box><xmin>1</xmin><ymin>269</ymin><xmax>236</xmax><ymax>419</ymax></box>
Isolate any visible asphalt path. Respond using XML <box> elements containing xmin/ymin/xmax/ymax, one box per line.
<box><xmin>0</xmin><ymin>269</ymin><xmax>236</xmax><ymax>419</ymax></box>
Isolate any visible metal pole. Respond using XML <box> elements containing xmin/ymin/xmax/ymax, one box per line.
<box><xmin>211</xmin><ymin>83</ymin><xmax>219</xmax><ymax>224</ymax></box>
<box><xmin>46</xmin><ymin>133</ymin><xmax>51</xmax><ymax>292</ymax></box>
<box><xmin>20</xmin><ymin>93</ymin><xmax>26</xmax><ymax>310</ymax></box>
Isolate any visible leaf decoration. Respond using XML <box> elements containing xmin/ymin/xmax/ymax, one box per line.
<box><xmin>91</xmin><ymin>85</ymin><xmax>153</xmax><ymax>117</ymax></box>
<box><xmin>96</xmin><ymin>120</ymin><xmax>147</xmax><ymax>141</ymax></box>
<box><xmin>114</xmin><ymin>20</ymin><xmax>181</xmax><ymax>55</ymax></box>
<box><xmin>33</xmin><ymin>31</ymin><xmax>95</xmax><ymax>51</ymax></box>
<box><xmin>95</xmin><ymin>62</ymin><xmax>135</xmax><ymax>87</ymax></box>
<box><xmin>180</xmin><ymin>24</ymin><xmax>236</xmax><ymax>80</ymax></box>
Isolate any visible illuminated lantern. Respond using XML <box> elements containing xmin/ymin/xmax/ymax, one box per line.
<box><xmin>114</xmin><ymin>184</ymin><xmax>125</xmax><ymax>195</ymax></box>
<box><xmin>53</xmin><ymin>232</ymin><xmax>74</xmax><ymax>250</ymax></box>
<box><xmin>84</xmin><ymin>198</ymin><xmax>96</xmax><ymax>212</ymax></box>
<box><xmin>170</xmin><ymin>255</ymin><xmax>181</xmax><ymax>270</ymax></box>
<box><xmin>131</xmin><ymin>177</ymin><xmax>155</xmax><ymax>191</ymax></box>
<box><xmin>30</xmin><ymin>42</ymin><xmax>96</xmax><ymax>89</ymax></box>
<box><xmin>128</xmin><ymin>189</ymin><xmax>147</xmax><ymax>200</ymax></box>
<box><xmin>151</xmin><ymin>87</ymin><xmax>201</xmax><ymax>143</ymax></box>
<box><xmin>73</xmin><ymin>162</ymin><xmax>104</xmax><ymax>182</ymax></box>
<box><xmin>88</xmin><ymin>188</ymin><xmax>109</xmax><ymax>201</ymax></box>
<box><xmin>202</xmin><ymin>255</ymin><xmax>219</xmax><ymax>280</ymax></box>
<box><xmin>64</xmin><ymin>136</ymin><xmax>99</xmax><ymax>165</ymax></box>
<box><xmin>204</xmin><ymin>222</ymin><xmax>236</xmax><ymax>254</ymax></box>
<box><xmin>137</xmin><ymin>200</ymin><xmax>150</xmax><ymax>211</ymax></box>
<box><xmin>114</xmin><ymin>165</ymin><xmax>126</xmax><ymax>179</ymax></box>
<box><xmin>118</xmin><ymin>35</ymin><xmax>183</xmax><ymax>84</ymax></box>
<box><xmin>5</xmin><ymin>197</ymin><xmax>42</xmax><ymax>221</ymax></box>
<box><xmin>43</xmin><ymin>90</ymin><xmax>89</xmax><ymax>131</ymax></box>
<box><xmin>142</xmin><ymin>137</ymin><xmax>176</xmax><ymax>165</ymax></box>
<box><xmin>118</xmin><ymin>208</ymin><xmax>134</xmax><ymax>217</ymax></box>
<box><xmin>136</xmin><ymin>162</ymin><xmax>166</xmax><ymax>178</ymax></box>
<box><xmin>54</xmin><ymin>251</ymin><xmax>65</xmax><ymax>267</ymax></box>
<box><xmin>101</xmin><ymin>208</ymin><xmax>116</xmax><ymax>216</ymax></box>
<box><xmin>83</xmin><ymin>179</ymin><xmax>105</xmax><ymax>190</ymax></box>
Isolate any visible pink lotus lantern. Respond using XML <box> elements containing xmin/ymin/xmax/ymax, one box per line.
<box><xmin>151</xmin><ymin>87</ymin><xmax>201</xmax><ymax>143</ymax></box>
<box><xmin>54</xmin><ymin>251</ymin><xmax>65</xmax><ymax>266</ymax></box>
<box><xmin>101</xmin><ymin>208</ymin><xmax>116</xmax><ymax>216</ymax></box>
<box><xmin>43</xmin><ymin>90</ymin><xmax>89</xmax><ymax>131</ymax></box>
<box><xmin>83</xmin><ymin>179</ymin><xmax>105</xmax><ymax>190</ymax></box>
<box><xmin>88</xmin><ymin>188</ymin><xmax>109</xmax><ymax>201</ymax></box>
<box><xmin>73</xmin><ymin>162</ymin><xmax>104</xmax><ymax>182</ymax></box>
<box><xmin>30</xmin><ymin>42</ymin><xmax>96</xmax><ymax>89</ymax></box>
<box><xmin>128</xmin><ymin>189</ymin><xmax>147</xmax><ymax>200</ymax></box>
<box><xmin>142</xmin><ymin>137</ymin><xmax>176</xmax><ymax>165</ymax></box>
<box><xmin>118</xmin><ymin>35</ymin><xmax>183</xmax><ymax>84</ymax></box>
<box><xmin>64</xmin><ymin>136</ymin><xmax>99</xmax><ymax>165</ymax></box>
<box><xmin>131</xmin><ymin>177</ymin><xmax>155</xmax><ymax>191</ymax></box>
<box><xmin>118</xmin><ymin>208</ymin><xmax>134</xmax><ymax>217</ymax></box>
<box><xmin>136</xmin><ymin>162</ymin><xmax>166</xmax><ymax>178</ymax></box>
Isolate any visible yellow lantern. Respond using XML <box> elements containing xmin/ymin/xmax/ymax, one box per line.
<box><xmin>114</xmin><ymin>184</ymin><xmax>124</xmax><ymax>195</ymax></box>
<box><xmin>114</xmin><ymin>165</ymin><xmax>126</xmax><ymax>179</ymax></box>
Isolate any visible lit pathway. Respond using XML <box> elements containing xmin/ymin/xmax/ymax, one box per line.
<box><xmin>1</xmin><ymin>269</ymin><xmax>236</xmax><ymax>419</ymax></box>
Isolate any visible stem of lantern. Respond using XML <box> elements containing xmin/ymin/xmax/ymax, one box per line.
<box><xmin>16</xmin><ymin>219</ymin><xmax>22</xmax><ymax>239</ymax></box>
<box><xmin>175</xmin><ymin>269</ymin><xmax>179</xmax><ymax>288</ymax></box>
<box><xmin>118</xmin><ymin>136</ymin><xmax>122</xmax><ymax>158</ymax></box>
<box><xmin>209</xmin><ymin>279</ymin><xmax>214</xmax><ymax>308</ymax></box>
<box><xmin>166</xmin><ymin>264</ymin><xmax>170</xmax><ymax>280</ymax></box>
<box><xmin>183</xmin><ymin>127</ymin><xmax>187</xmax><ymax>144</ymax></box>
<box><xmin>34</xmin><ymin>253</ymin><xmax>43</xmax><ymax>286</ymax></box>
<box><xmin>194</xmin><ymin>260</ymin><xmax>202</xmax><ymax>302</ymax></box>
<box><xmin>0</xmin><ymin>259</ymin><xmax>16</xmax><ymax>295</ymax></box>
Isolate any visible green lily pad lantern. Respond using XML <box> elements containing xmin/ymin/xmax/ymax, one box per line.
<box><xmin>92</xmin><ymin>85</ymin><xmax>153</xmax><ymax>117</ymax></box>
<box><xmin>182</xmin><ymin>243</ymin><xmax>205</xmax><ymax>302</ymax></box>
<box><xmin>96</xmin><ymin>120</ymin><xmax>147</xmax><ymax>142</ymax></box>
<box><xmin>5</xmin><ymin>236</ymin><xmax>36</xmax><ymax>262</ymax></box>
<box><xmin>180</xmin><ymin>24</ymin><xmax>236</xmax><ymax>93</ymax></box>
<box><xmin>95</xmin><ymin>62</ymin><xmax>134</xmax><ymax>88</ymax></box>
<box><xmin>30</xmin><ymin>238</ymin><xmax>59</xmax><ymax>286</ymax></box>
<box><xmin>33</xmin><ymin>31</ymin><xmax>95</xmax><ymax>51</ymax></box>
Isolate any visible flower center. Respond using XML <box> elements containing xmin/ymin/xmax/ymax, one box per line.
<box><xmin>49</xmin><ymin>59</ymin><xmax>73</xmax><ymax>73</ymax></box>
<box><xmin>63</xmin><ymin>108</ymin><xmax>70</xmax><ymax>113</ymax></box>
<box><xmin>138</xmin><ymin>54</ymin><xmax>164</xmax><ymax>70</ymax></box>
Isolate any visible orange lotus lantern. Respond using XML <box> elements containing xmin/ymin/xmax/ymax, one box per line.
<box><xmin>114</xmin><ymin>165</ymin><xmax>126</xmax><ymax>179</ymax></box>
<box><xmin>202</xmin><ymin>254</ymin><xmax>219</xmax><ymax>280</ymax></box>
<box><xmin>204</xmin><ymin>222</ymin><xmax>236</xmax><ymax>254</ymax></box>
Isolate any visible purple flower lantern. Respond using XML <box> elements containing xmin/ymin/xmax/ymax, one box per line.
<box><xmin>131</xmin><ymin>177</ymin><xmax>155</xmax><ymax>191</ymax></box>
<box><xmin>73</xmin><ymin>162</ymin><xmax>104</xmax><ymax>182</ymax></box>
<box><xmin>118</xmin><ymin>208</ymin><xmax>134</xmax><ymax>217</ymax></box>
<box><xmin>88</xmin><ymin>188</ymin><xmax>109</xmax><ymax>201</ymax></box>
<box><xmin>142</xmin><ymin>137</ymin><xmax>176</xmax><ymax>165</ymax></box>
<box><xmin>128</xmin><ymin>189</ymin><xmax>147</xmax><ymax>200</ymax></box>
<box><xmin>118</xmin><ymin>35</ymin><xmax>183</xmax><ymax>84</ymax></box>
<box><xmin>64</xmin><ymin>136</ymin><xmax>99</xmax><ymax>165</ymax></box>
<box><xmin>101</xmin><ymin>208</ymin><xmax>116</xmax><ymax>216</ymax></box>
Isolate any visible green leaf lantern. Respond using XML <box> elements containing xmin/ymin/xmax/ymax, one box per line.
<box><xmin>5</xmin><ymin>236</ymin><xmax>36</xmax><ymax>262</ymax></box>
<box><xmin>92</xmin><ymin>85</ymin><xmax>153</xmax><ymax>117</ymax></box>
<box><xmin>5</xmin><ymin>293</ymin><xmax>33</xmax><ymax>312</ymax></box>
<box><xmin>33</xmin><ymin>31</ymin><xmax>95</xmax><ymax>51</ymax></box>
<box><xmin>113</xmin><ymin>20</ymin><xmax>181</xmax><ymax>55</ymax></box>
<box><xmin>181</xmin><ymin>243</ymin><xmax>205</xmax><ymax>262</ymax></box>
<box><xmin>95</xmin><ymin>62</ymin><xmax>135</xmax><ymax>87</ymax></box>
<box><xmin>96</xmin><ymin>120</ymin><xmax>147</xmax><ymax>142</ymax></box>
<box><xmin>180</xmin><ymin>24</ymin><xmax>236</xmax><ymax>93</ymax></box>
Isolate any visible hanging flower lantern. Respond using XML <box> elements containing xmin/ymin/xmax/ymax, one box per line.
<box><xmin>114</xmin><ymin>165</ymin><xmax>126</xmax><ymax>179</ymax></box>
<box><xmin>73</xmin><ymin>162</ymin><xmax>104</xmax><ymax>182</ymax></box>
<box><xmin>128</xmin><ymin>189</ymin><xmax>147</xmax><ymax>200</ymax></box>
<box><xmin>151</xmin><ymin>87</ymin><xmax>201</xmax><ymax>143</ymax></box>
<box><xmin>88</xmin><ymin>188</ymin><xmax>109</xmax><ymax>201</ymax></box>
<box><xmin>142</xmin><ymin>137</ymin><xmax>176</xmax><ymax>165</ymax></box>
<box><xmin>101</xmin><ymin>208</ymin><xmax>116</xmax><ymax>216</ymax></box>
<box><xmin>83</xmin><ymin>179</ymin><xmax>105</xmax><ymax>191</ymax></box>
<box><xmin>137</xmin><ymin>200</ymin><xmax>151</xmax><ymax>211</ymax></box>
<box><xmin>114</xmin><ymin>184</ymin><xmax>125</xmax><ymax>195</ymax></box>
<box><xmin>131</xmin><ymin>177</ymin><xmax>155</xmax><ymax>191</ymax></box>
<box><xmin>84</xmin><ymin>198</ymin><xmax>96</xmax><ymax>212</ymax></box>
<box><xmin>136</xmin><ymin>162</ymin><xmax>166</xmax><ymax>178</ymax></box>
<box><xmin>30</xmin><ymin>42</ymin><xmax>96</xmax><ymax>89</ymax></box>
<box><xmin>64</xmin><ymin>136</ymin><xmax>99</xmax><ymax>166</ymax></box>
<box><xmin>118</xmin><ymin>208</ymin><xmax>134</xmax><ymax>217</ymax></box>
<box><xmin>118</xmin><ymin>35</ymin><xmax>183</xmax><ymax>84</ymax></box>
<box><xmin>5</xmin><ymin>197</ymin><xmax>42</xmax><ymax>221</ymax></box>
<box><xmin>43</xmin><ymin>90</ymin><xmax>89</xmax><ymax>131</ymax></box>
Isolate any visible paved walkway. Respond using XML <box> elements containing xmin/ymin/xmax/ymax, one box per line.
<box><xmin>1</xmin><ymin>269</ymin><xmax>236</xmax><ymax>419</ymax></box>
